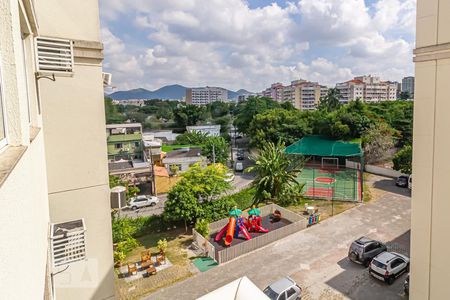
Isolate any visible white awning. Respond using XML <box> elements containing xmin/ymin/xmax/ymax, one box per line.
<box><xmin>197</xmin><ymin>276</ymin><xmax>269</xmax><ymax>300</ymax></box>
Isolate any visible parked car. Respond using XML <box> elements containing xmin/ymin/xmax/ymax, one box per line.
<box><xmin>348</xmin><ymin>237</ymin><xmax>387</xmax><ymax>267</ymax></box>
<box><xmin>396</xmin><ymin>175</ymin><xmax>409</xmax><ymax>188</ymax></box>
<box><xmin>408</xmin><ymin>174</ymin><xmax>412</xmax><ymax>190</ymax></box>
<box><xmin>369</xmin><ymin>252</ymin><xmax>410</xmax><ymax>284</ymax></box>
<box><xmin>128</xmin><ymin>195</ymin><xmax>159</xmax><ymax>210</ymax></box>
<box><xmin>263</xmin><ymin>277</ymin><xmax>302</xmax><ymax>300</ymax></box>
<box><xmin>237</xmin><ymin>149</ymin><xmax>245</xmax><ymax>160</ymax></box>
<box><xmin>235</xmin><ymin>162</ymin><xmax>244</xmax><ymax>172</ymax></box>
<box><xmin>404</xmin><ymin>273</ymin><xmax>409</xmax><ymax>295</ymax></box>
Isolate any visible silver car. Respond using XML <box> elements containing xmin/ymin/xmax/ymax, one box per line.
<box><xmin>128</xmin><ymin>195</ymin><xmax>159</xmax><ymax>210</ymax></box>
<box><xmin>263</xmin><ymin>277</ymin><xmax>302</xmax><ymax>300</ymax></box>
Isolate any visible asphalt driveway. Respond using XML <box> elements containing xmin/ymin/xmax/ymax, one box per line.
<box><xmin>145</xmin><ymin>175</ymin><xmax>411</xmax><ymax>300</ymax></box>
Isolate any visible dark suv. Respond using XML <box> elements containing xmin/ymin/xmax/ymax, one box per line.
<box><xmin>348</xmin><ymin>237</ymin><xmax>387</xmax><ymax>267</ymax></box>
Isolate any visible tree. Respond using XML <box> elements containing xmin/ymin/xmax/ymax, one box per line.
<box><xmin>319</xmin><ymin>88</ymin><xmax>342</xmax><ymax>112</ymax></box>
<box><xmin>207</xmin><ymin>101</ymin><xmax>230</xmax><ymax>118</ymax></box>
<box><xmin>234</xmin><ymin>96</ymin><xmax>280</xmax><ymax>134</ymax></box>
<box><xmin>164</xmin><ymin>183</ymin><xmax>203</xmax><ymax>231</ymax></box>
<box><xmin>246</xmin><ymin>141</ymin><xmax>304</xmax><ymax>205</ymax></box>
<box><xmin>362</xmin><ymin>122</ymin><xmax>396</xmax><ymax>163</ymax></box>
<box><xmin>399</xmin><ymin>91</ymin><xmax>410</xmax><ymax>100</ymax></box>
<box><xmin>175</xmin><ymin>131</ymin><xmax>209</xmax><ymax>145</ymax></box>
<box><xmin>174</xmin><ymin>104</ymin><xmax>208</xmax><ymax>127</ymax></box>
<box><xmin>393</xmin><ymin>144</ymin><xmax>412</xmax><ymax>174</ymax></box>
<box><xmin>248</xmin><ymin>108</ymin><xmax>312</xmax><ymax>147</ymax></box>
<box><xmin>104</xmin><ymin>97</ymin><xmax>126</xmax><ymax>124</ymax></box>
<box><xmin>202</xmin><ymin>136</ymin><xmax>229</xmax><ymax>164</ymax></box>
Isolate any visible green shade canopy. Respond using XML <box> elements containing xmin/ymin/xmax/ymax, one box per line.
<box><xmin>229</xmin><ymin>208</ymin><xmax>242</xmax><ymax>217</ymax></box>
<box><xmin>285</xmin><ymin>135</ymin><xmax>362</xmax><ymax>157</ymax></box>
<box><xmin>248</xmin><ymin>207</ymin><xmax>261</xmax><ymax>216</ymax></box>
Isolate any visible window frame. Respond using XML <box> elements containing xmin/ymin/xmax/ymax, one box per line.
<box><xmin>0</xmin><ymin>53</ymin><xmax>8</xmax><ymax>150</ymax></box>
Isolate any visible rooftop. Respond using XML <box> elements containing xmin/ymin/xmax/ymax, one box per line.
<box><xmin>165</xmin><ymin>148</ymin><xmax>202</xmax><ymax>159</ymax></box>
<box><xmin>285</xmin><ymin>135</ymin><xmax>362</xmax><ymax>157</ymax></box>
<box><xmin>267</xmin><ymin>277</ymin><xmax>295</xmax><ymax>294</ymax></box>
<box><xmin>106</xmin><ymin>123</ymin><xmax>142</xmax><ymax>129</ymax></box>
<box><xmin>107</xmin><ymin>133</ymin><xmax>142</xmax><ymax>143</ymax></box>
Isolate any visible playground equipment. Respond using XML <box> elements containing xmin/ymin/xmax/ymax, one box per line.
<box><xmin>245</xmin><ymin>206</ymin><xmax>268</xmax><ymax>233</ymax></box>
<box><xmin>215</xmin><ymin>208</ymin><xmax>251</xmax><ymax>246</ymax></box>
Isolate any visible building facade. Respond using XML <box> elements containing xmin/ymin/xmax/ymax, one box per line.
<box><xmin>262</xmin><ymin>80</ymin><xmax>327</xmax><ymax>110</ymax></box>
<box><xmin>336</xmin><ymin>75</ymin><xmax>398</xmax><ymax>103</ymax></box>
<box><xmin>411</xmin><ymin>0</ymin><xmax>450</xmax><ymax>299</ymax></box>
<box><xmin>0</xmin><ymin>1</ymin><xmax>115</xmax><ymax>299</ymax></box>
<box><xmin>186</xmin><ymin>86</ymin><xmax>228</xmax><ymax>105</ymax></box>
<box><xmin>402</xmin><ymin>76</ymin><xmax>415</xmax><ymax>99</ymax></box>
<box><xmin>186</xmin><ymin>125</ymin><xmax>221</xmax><ymax>136</ymax></box>
<box><xmin>106</xmin><ymin>123</ymin><xmax>143</xmax><ymax>161</ymax></box>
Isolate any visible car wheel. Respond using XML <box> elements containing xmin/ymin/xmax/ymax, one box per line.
<box><xmin>364</xmin><ymin>259</ymin><xmax>371</xmax><ymax>267</ymax></box>
<box><xmin>131</xmin><ymin>206</ymin><xmax>137</xmax><ymax>210</ymax></box>
<box><xmin>387</xmin><ymin>276</ymin><xmax>394</xmax><ymax>285</ymax></box>
<box><xmin>150</xmin><ymin>202</ymin><xmax>156</xmax><ymax>206</ymax></box>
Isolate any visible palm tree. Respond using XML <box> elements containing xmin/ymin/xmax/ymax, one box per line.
<box><xmin>246</xmin><ymin>140</ymin><xmax>304</xmax><ymax>205</ymax></box>
<box><xmin>319</xmin><ymin>88</ymin><xmax>342</xmax><ymax>112</ymax></box>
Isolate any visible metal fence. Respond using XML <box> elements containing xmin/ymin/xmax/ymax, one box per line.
<box><xmin>212</xmin><ymin>204</ymin><xmax>307</xmax><ymax>264</ymax></box>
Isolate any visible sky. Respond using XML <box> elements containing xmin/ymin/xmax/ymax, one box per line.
<box><xmin>99</xmin><ymin>0</ymin><xmax>416</xmax><ymax>92</ymax></box>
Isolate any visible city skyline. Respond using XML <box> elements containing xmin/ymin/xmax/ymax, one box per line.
<box><xmin>99</xmin><ymin>0</ymin><xmax>416</xmax><ymax>91</ymax></box>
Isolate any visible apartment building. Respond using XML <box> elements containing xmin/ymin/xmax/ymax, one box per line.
<box><xmin>186</xmin><ymin>86</ymin><xmax>228</xmax><ymax>105</ymax></box>
<box><xmin>402</xmin><ymin>76</ymin><xmax>415</xmax><ymax>99</ymax></box>
<box><xmin>263</xmin><ymin>80</ymin><xmax>327</xmax><ymax>110</ymax></box>
<box><xmin>336</xmin><ymin>75</ymin><xmax>398</xmax><ymax>103</ymax></box>
<box><xmin>106</xmin><ymin>123</ymin><xmax>143</xmax><ymax>161</ymax></box>
<box><xmin>411</xmin><ymin>0</ymin><xmax>450</xmax><ymax>299</ymax></box>
<box><xmin>0</xmin><ymin>1</ymin><xmax>114</xmax><ymax>299</ymax></box>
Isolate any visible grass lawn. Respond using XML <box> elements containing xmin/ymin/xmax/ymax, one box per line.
<box><xmin>162</xmin><ymin>144</ymin><xmax>204</xmax><ymax>152</ymax></box>
<box><xmin>286</xmin><ymin>198</ymin><xmax>360</xmax><ymax>221</ymax></box>
<box><xmin>114</xmin><ymin>228</ymin><xmax>194</xmax><ymax>300</ymax></box>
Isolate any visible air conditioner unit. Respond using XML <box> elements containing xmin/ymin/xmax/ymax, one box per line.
<box><xmin>35</xmin><ymin>37</ymin><xmax>74</xmax><ymax>74</ymax></box>
<box><xmin>103</xmin><ymin>72</ymin><xmax>112</xmax><ymax>86</ymax></box>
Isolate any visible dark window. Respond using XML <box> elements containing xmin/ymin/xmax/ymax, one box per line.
<box><xmin>391</xmin><ymin>258</ymin><xmax>404</xmax><ymax>268</ymax></box>
<box><xmin>365</xmin><ymin>243</ymin><xmax>376</xmax><ymax>252</ymax></box>
<box><xmin>115</xmin><ymin>143</ymin><xmax>122</xmax><ymax>149</ymax></box>
<box><xmin>278</xmin><ymin>292</ymin><xmax>286</xmax><ymax>300</ymax></box>
<box><xmin>286</xmin><ymin>288</ymin><xmax>296</xmax><ymax>298</ymax></box>
<box><xmin>134</xmin><ymin>141</ymin><xmax>140</xmax><ymax>147</ymax></box>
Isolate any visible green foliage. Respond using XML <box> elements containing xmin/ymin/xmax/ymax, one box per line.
<box><xmin>330</xmin><ymin>121</ymin><xmax>351</xmax><ymax>138</ymax></box>
<box><xmin>104</xmin><ymin>97</ymin><xmax>126</xmax><ymax>124</ymax></box>
<box><xmin>200</xmin><ymin>197</ymin><xmax>237</xmax><ymax>221</ymax></box>
<box><xmin>219</xmin><ymin>187</ymin><xmax>255</xmax><ymax>210</ymax></box>
<box><xmin>157</xmin><ymin>238</ymin><xmax>168</xmax><ymax>254</ymax></box>
<box><xmin>175</xmin><ymin>131</ymin><xmax>209</xmax><ymax>145</ymax></box>
<box><xmin>164</xmin><ymin>183</ymin><xmax>203</xmax><ymax>224</ymax></box>
<box><xmin>362</xmin><ymin>122</ymin><xmax>396</xmax><ymax>163</ymax></box>
<box><xmin>111</xmin><ymin>216</ymin><xmax>141</xmax><ymax>264</ymax></box>
<box><xmin>319</xmin><ymin>88</ymin><xmax>341</xmax><ymax>112</ymax></box>
<box><xmin>182</xmin><ymin>163</ymin><xmax>231</xmax><ymax>200</ymax></box>
<box><xmin>399</xmin><ymin>91</ymin><xmax>410</xmax><ymax>100</ymax></box>
<box><xmin>174</xmin><ymin>104</ymin><xmax>208</xmax><ymax>127</ymax></box>
<box><xmin>248</xmin><ymin>109</ymin><xmax>312</xmax><ymax>148</ymax></box>
<box><xmin>234</xmin><ymin>96</ymin><xmax>280</xmax><ymax>134</ymax></box>
<box><xmin>246</xmin><ymin>140</ymin><xmax>304</xmax><ymax>205</ymax></box>
<box><xmin>393</xmin><ymin>144</ymin><xmax>412</xmax><ymax>174</ymax></box>
<box><xmin>202</xmin><ymin>136</ymin><xmax>229</xmax><ymax>164</ymax></box>
<box><xmin>206</xmin><ymin>101</ymin><xmax>230</xmax><ymax>118</ymax></box>
<box><xmin>194</xmin><ymin>219</ymin><xmax>210</xmax><ymax>238</ymax></box>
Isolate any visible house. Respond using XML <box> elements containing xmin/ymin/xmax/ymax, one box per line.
<box><xmin>144</xmin><ymin>130</ymin><xmax>180</xmax><ymax>143</ymax></box>
<box><xmin>0</xmin><ymin>1</ymin><xmax>115</xmax><ymax>299</ymax></box>
<box><xmin>163</xmin><ymin>148</ymin><xmax>206</xmax><ymax>174</ymax></box>
<box><xmin>187</xmin><ymin>125</ymin><xmax>221</xmax><ymax>136</ymax></box>
<box><xmin>143</xmin><ymin>133</ymin><xmax>163</xmax><ymax>165</ymax></box>
<box><xmin>106</xmin><ymin>123</ymin><xmax>143</xmax><ymax>161</ymax></box>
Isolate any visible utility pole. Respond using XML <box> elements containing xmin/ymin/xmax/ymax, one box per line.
<box><xmin>148</xmin><ymin>144</ymin><xmax>156</xmax><ymax>196</ymax></box>
<box><xmin>212</xmin><ymin>143</ymin><xmax>216</xmax><ymax>164</ymax></box>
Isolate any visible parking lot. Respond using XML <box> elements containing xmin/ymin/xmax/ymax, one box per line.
<box><xmin>147</xmin><ymin>175</ymin><xmax>411</xmax><ymax>300</ymax></box>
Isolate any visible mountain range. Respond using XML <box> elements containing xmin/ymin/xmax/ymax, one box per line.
<box><xmin>107</xmin><ymin>84</ymin><xmax>254</xmax><ymax>100</ymax></box>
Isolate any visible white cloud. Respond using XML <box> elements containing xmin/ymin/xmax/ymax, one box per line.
<box><xmin>99</xmin><ymin>0</ymin><xmax>416</xmax><ymax>92</ymax></box>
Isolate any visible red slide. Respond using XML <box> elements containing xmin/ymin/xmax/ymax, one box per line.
<box><xmin>224</xmin><ymin>217</ymin><xmax>236</xmax><ymax>246</ymax></box>
<box><xmin>239</xmin><ymin>225</ymin><xmax>252</xmax><ymax>240</ymax></box>
<box><xmin>214</xmin><ymin>225</ymin><xmax>228</xmax><ymax>242</ymax></box>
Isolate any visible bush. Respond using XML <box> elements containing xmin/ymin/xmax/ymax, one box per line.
<box><xmin>201</xmin><ymin>197</ymin><xmax>237</xmax><ymax>222</ymax></box>
<box><xmin>220</xmin><ymin>187</ymin><xmax>255</xmax><ymax>211</ymax></box>
<box><xmin>157</xmin><ymin>238</ymin><xmax>168</xmax><ymax>254</ymax></box>
<box><xmin>195</xmin><ymin>219</ymin><xmax>210</xmax><ymax>238</ymax></box>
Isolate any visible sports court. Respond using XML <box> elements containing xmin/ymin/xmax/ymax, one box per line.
<box><xmin>285</xmin><ymin>135</ymin><xmax>363</xmax><ymax>202</ymax></box>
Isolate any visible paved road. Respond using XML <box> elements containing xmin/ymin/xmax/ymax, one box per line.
<box><xmin>145</xmin><ymin>175</ymin><xmax>411</xmax><ymax>299</ymax></box>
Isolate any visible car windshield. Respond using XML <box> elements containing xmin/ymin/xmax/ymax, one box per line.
<box><xmin>263</xmin><ymin>287</ymin><xmax>279</xmax><ymax>300</ymax></box>
<box><xmin>372</xmin><ymin>260</ymin><xmax>387</xmax><ymax>269</ymax></box>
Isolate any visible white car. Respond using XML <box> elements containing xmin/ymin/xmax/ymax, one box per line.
<box><xmin>263</xmin><ymin>277</ymin><xmax>302</xmax><ymax>300</ymax></box>
<box><xmin>235</xmin><ymin>162</ymin><xmax>244</xmax><ymax>172</ymax></box>
<box><xmin>128</xmin><ymin>195</ymin><xmax>159</xmax><ymax>210</ymax></box>
<box><xmin>369</xmin><ymin>252</ymin><xmax>410</xmax><ymax>284</ymax></box>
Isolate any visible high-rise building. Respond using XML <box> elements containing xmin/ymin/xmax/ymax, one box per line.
<box><xmin>336</xmin><ymin>75</ymin><xmax>398</xmax><ymax>103</ymax></box>
<box><xmin>0</xmin><ymin>1</ymin><xmax>115</xmax><ymax>299</ymax></box>
<box><xmin>410</xmin><ymin>1</ymin><xmax>450</xmax><ymax>299</ymax></box>
<box><xmin>186</xmin><ymin>87</ymin><xmax>228</xmax><ymax>105</ymax></box>
<box><xmin>262</xmin><ymin>80</ymin><xmax>328</xmax><ymax>110</ymax></box>
<box><xmin>402</xmin><ymin>76</ymin><xmax>415</xmax><ymax>99</ymax></box>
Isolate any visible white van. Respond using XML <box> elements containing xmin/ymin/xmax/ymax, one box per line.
<box><xmin>408</xmin><ymin>174</ymin><xmax>412</xmax><ymax>190</ymax></box>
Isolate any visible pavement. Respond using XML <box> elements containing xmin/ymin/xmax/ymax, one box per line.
<box><xmin>144</xmin><ymin>175</ymin><xmax>411</xmax><ymax>300</ymax></box>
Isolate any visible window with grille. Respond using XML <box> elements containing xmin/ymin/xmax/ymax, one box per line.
<box><xmin>50</xmin><ymin>219</ymin><xmax>86</xmax><ymax>267</ymax></box>
<box><xmin>35</xmin><ymin>37</ymin><xmax>73</xmax><ymax>73</ymax></box>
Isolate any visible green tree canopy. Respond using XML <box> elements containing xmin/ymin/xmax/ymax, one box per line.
<box><xmin>318</xmin><ymin>88</ymin><xmax>342</xmax><ymax>112</ymax></box>
<box><xmin>362</xmin><ymin>122</ymin><xmax>396</xmax><ymax>163</ymax></box>
<box><xmin>234</xmin><ymin>96</ymin><xmax>280</xmax><ymax>134</ymax></box>
<box><xmin>174</xmin><ymin>104</ymin><xmax>208</xmax><ymax>127</ymax></box>
<box><xmin>393</xmin><ymin>144</ymin><xmax>412</xmax><ymax>174</ymax></box>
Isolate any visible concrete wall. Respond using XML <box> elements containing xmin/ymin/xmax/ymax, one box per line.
<box><xmin>412</xmin><ymin>1</ymin><xmax>450</xmax><ymax>299</ymax></box>
<box><xmin>364</xmin><ymin>164</ymin><xmax>405</xmax><ymax>178</ymax></box>
<box><xmin>0</xmin><ymin>132</ymin><xmax>50</xmax><ymax>300</ymax></box>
